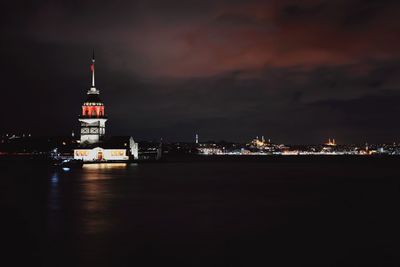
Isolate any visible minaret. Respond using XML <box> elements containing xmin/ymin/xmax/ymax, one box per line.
<box><xmin>78</xmin><ymin>51</ymin><xmax>108</xmax><ymax>145</ymax></box>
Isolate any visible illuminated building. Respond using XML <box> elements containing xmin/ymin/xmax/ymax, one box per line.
<box><xmin>74</xmin><ymin>52</ymin><xmax>138</xmax><ymax>162</ymax></box>
<box><xmin>198</xmin><ymin>147</ymin><xmax>224</xmax><ymax>155</ymax></box>
<box><xmin>74</xmin><ymin>136</ymin><xmax>138</xmax><ymax>161</ymax></box>
<box><xmin>249</xmin><ymin>136</ymin><xmax>271</xmax><ymax>149</ymax></box>
<box><xmin>79</xmin><ymin>51</ymin><xmax>107</xmax><ymax>144</ymax></box>
<box><xmin>324</xmin><ymin>138</ymin><xmax>337</xmax><ymax>146</ymax></box>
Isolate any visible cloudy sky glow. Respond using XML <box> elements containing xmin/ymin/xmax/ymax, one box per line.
<box><xmin>2</xmin><ymin>0</ymin><xmax>400</xmax><ymax>143</ymax></box>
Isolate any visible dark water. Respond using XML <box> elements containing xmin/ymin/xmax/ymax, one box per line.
<box><xmin>1</xmin><ymin>157</ymin><xmax>399</xmax><ymax>266</ymax></box>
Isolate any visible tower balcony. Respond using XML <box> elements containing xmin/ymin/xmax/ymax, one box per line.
<box><xmin>79</xmin><ymin>115</ymin><xmax>108</xmax><ymax>119</ymax></box>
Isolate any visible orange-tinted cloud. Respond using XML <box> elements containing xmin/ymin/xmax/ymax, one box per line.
<box><xmin>119</xmin><ymin>0</ymin><xmax>400</xmax><ymax>78</ymax></box>
<box><xmin>27</xmin><ymin>0</ymin><xmax>400</xmax><ymax>79</ymax></box>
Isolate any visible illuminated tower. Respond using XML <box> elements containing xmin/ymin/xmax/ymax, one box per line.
<box><xmin>79</xmin><ymin>52</ymin><xmax>107</xmax><ymax>144</ymax></box>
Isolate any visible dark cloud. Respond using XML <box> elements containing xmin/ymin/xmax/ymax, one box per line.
<box><xmin>1</xmin><ymin>0</ymin><xmax>400</xmax><ymax>143</ymax></box>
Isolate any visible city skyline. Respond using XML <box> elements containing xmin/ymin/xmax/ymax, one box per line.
<box><xmin>2</xmin><ymin>0</ymin><xmax>400</xmax><ymax>144</ymax></box>
<box><xmin>2</xmin><ymin>3</ymin><xmax>400</xmax><ymax>265</ymax></box>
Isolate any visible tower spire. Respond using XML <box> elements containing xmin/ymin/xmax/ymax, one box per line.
<box><xmin>91</xmin><ymin>50</ymin><xmax>95</xmax><ymax>88</ymax></box>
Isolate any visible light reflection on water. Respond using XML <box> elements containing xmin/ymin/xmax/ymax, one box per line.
<box><xmin>81</xmin><ymin>170</ymin><xmax>114</xmax><ymax>234</ymax></box>
<box><xmin>49</xmin><ymin>172</ymin><xmax>60</xmax><ymax>211</ymax></box>
<box><xmin>79</xmin><ymin>163</ymin><xmax>137</xmax><ymax>234</ymax></box>
<box><xmin>48</xmin><ymin>163</ymin><xmax>138</xmax><ymax>235</ymax></box>
<box><xmin>82</xmin><ymin>163</ymin><xmax>129</xmax><ymax>170</ymax></box>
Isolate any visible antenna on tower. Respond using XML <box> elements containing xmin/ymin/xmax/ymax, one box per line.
<box><xmin>91</xmin><ymin>49</ymin><xmax>95</xmax><ymax>88</ymax></box>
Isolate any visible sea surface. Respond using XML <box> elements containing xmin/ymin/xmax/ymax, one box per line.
<box><xmin>1</xmin><ymin>156</ymin><xmax>399</xmax><ymax>266</ymax></box>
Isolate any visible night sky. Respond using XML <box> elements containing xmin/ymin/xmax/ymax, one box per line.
<box><xmin>2</xmin><ymin>0</ymin><xmax>400</xmax><ymax>144</ymax></box>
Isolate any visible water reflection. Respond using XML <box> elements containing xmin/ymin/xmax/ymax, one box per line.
<box><xmin>47</xmin><ymin>164</ymin><xmax>137</xmax><ymax>235</ymax></box>
<box><xmin>79</xmin><ymin>163</ymin><xmax>136</xmax><ymax>234</ymax></box>
<box><xmin>82</xmin><ymin>163</ymin><xmax>128</xmax><ymax>170</ymax></box>
<box><xmin>51</xmin><ymin>172</ymin><xmax>59</xmax><ymax>184</ymax></box>
<box><xmin>49</xmin><ymin>172</ymin><xmax>60</xmax><ymax>211</ymax></box>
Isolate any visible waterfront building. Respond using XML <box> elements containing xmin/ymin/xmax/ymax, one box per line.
<box><xmin>74</xmin><ymin>136</ymin><xmax>138</xmax><ymax>161</ymax></box>
<box><xmin>74</xmin><ymin>52</ymin><xmax>138</xmax><ymax>162</ymax></box>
